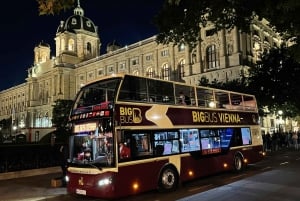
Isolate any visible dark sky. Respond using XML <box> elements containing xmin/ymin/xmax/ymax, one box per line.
<box><xmin>0</xmin><ymin>0</ymin><xmax>164</xmax><ymax>91</ymax></box>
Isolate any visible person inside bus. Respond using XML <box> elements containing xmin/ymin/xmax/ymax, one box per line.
<box><xmin>179</xmin><ymin>92</ymin><xmax>191</xmax><ymax>105</ymax></box>
<box><xmin>119</xmin><ymin>142</ymin><xmax>131</xmax><ymax>159</ymax></box>
<box><xmin>149</xmin><ymin>96</ymin><xmax>155</xmax><ymax>102</ymax></box>
<box><xmin>155</xmin><ymin>144</ymin><xmax>164</xmax><ymax>156</ymax></box>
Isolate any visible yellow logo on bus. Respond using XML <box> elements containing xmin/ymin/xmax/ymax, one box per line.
<box><xmin>120</xmin><ymin>107</ymin><xmax>142</xmax><ymax>124</ymax></box>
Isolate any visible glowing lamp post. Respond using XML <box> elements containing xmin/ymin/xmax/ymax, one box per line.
<box><xmin>13</xmin><ymin>125</ymin><xmax>17</xmax><ymax>134</ymax></box>
<box><xmin>277</xmin><ymin>110</ymin><xmax>283</xmax><ymax>133</ymax></box>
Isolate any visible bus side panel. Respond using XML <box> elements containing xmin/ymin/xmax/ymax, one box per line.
<box><xmin>115</xmin><ymin>159</ymin><xmax>169</xmax><ymax>197</ymax></box>
<box><xmin>238</xmin><ymin>145</ymin><xmax>264</xmax><ymax>164</ymax></box>
<box><xmin>179</xmin><ymin>145</ymin><xmax>264</xmax><ymax>182</ymax></box>
<box><xmin>180</xmin><ymin>154</ymin><xmax>226</xmax><ymax>182</ymax></box>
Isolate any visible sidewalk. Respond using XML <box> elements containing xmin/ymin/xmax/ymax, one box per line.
<box><xmin>0</xmin><ymin>168</ymin><xmax>66</xmax><ymax>201</ymax></box>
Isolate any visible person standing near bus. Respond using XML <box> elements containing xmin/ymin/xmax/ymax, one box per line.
<box><xmin>59</xmin><ymin>144</ymin><xmax>68</xmax><ymax>186</ymax></box>
<box><xmin>292</xmin><ymin>132</ymin><xmax>298</xmax><ymax>150</ymax></box>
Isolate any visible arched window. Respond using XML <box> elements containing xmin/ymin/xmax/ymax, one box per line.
<box><xmin>178</xmin><ymin>59</ymin><xmax>185</xmax><ymax>79</ymax></box>
<box><xmin>206</xmin><ymin>45</ymin><xmax>219</xmax><ymax>69</ymax></box>
<box><xmin>146</xmin><ymin>67</ymin><xmax>154</xmax><ymax>78</ymax></box>
<box><xmin>68</xmin><ymin>39</ymin><xmax>75</xmax><ymax>51</ymax></box>
<box><xmin>61</xmin><ymin>39</ymin><xmax>65</xmax><ymax>51</ymax></box>
<box><xmin>43</xmin><ymin>112</ymin><xmax>49</xmax><ymax>127</ymax></box>
<box><xmin>41</xmin><ymin>52</ymin><xmax>47</xmax><ymax>63</ymax></box>
<box><xmin>35</xmin><ymin>113</ymin><xmax>42</xmax><ymax>127</ymax></box>
<box><xmin>87</xmin><ymin>42</ymin><xmax>92</xmax><ymax>54</ymax></box>
<box><xmin>178</xmin><ymin>43</ymin><xmax>185</xmax><ymax>52</ymax></box>
<box><xmin>162</xmin><ymin>63</ymin><xmax>170</xmax><ymax>80</ymax></box>
<box><xmin>133</xmin><ymin>70</ymin><xmax>139</xmax><ymax>76</ymax></box>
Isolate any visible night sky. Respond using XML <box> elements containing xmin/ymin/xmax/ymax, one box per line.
<box><xmin>0</xmin><ymin>0</ymin><xmax>164</xmax><ymax>91</ymax></box>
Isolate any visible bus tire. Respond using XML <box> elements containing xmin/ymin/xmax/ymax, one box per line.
<box><xmin>234</xmin><ymin>154</ymin><xmax>244</xmax><ymax>172</ymax></box>
<box><xmin>158</xmin><ymin>166</ymin><xmax>178</xmax><ymax>192</ymax></box>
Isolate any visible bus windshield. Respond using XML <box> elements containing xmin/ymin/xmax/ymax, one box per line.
<box><xmin>68</xmin><ymin>77</ymin><xmax>121</xmax><ymax>168</ymax></box>
<box><xmin>69</xmin><ymin>118</ymin><xmax>114</xmax><ymax>167</ymax></box>
<box><xmin>72</xmin><ymin>78</ymin><xmax>121</xmax><ymax>113</ymax></box>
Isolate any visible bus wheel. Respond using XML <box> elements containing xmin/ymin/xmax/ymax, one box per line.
<box><xmin>158</xmin><ymin>167</ymin><xmax>178</xmax><ymax>192</ymax></box>
<box><xmin>234</xmin><ymin>154</ymin><xmax>244</xmax><ymax>172</ymax></box>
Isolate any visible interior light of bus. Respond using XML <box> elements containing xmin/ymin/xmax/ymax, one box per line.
<box><xmin>188</xmin><ymin>170</ymin><xmax>194</xmax><ymax>177</ymax></box>
<box><xmin>208</xmin><ymin>101</ymin><xmax>216</xmax><ymax>108</ymax></box>
<box><xmin>223</xmin><ymin>163</ymin><xmax>228</xmax><ymax>168</ymax></box>
<box><xmin>98</xmin><ymin>177</ymin><xmax>112</xmax><ymax>187</ymax></box>
<box><xmin>132</xmin><ymin>182</ymin><xmax>139</xmax><ymax>191</ymax></box>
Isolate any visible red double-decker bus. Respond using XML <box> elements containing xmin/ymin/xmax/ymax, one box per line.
<box><xmin>65</xmin><ymin>73</ymin><xmax>264</xmax><ymax>199</ymax></box>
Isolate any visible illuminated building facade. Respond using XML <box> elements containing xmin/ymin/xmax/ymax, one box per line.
<box><xmin>0</xmin><ymin>4</ymin><xmax>284</xmax><ymax>141</ymax></box>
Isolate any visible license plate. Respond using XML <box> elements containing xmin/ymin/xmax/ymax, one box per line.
<box><xmin>76</xmin><ymin>189</ymin><xmax>86</xmax><ymax>195</ymax></box>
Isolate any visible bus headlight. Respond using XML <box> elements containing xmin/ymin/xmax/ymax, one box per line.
<box><xmin>98</xmin><ymin>177</ymin><xmax>112</xmax><ymax>187</ymax></box>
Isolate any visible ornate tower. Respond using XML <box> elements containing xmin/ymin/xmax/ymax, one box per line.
<box><xmin>34</xmin><ymin>41</ymin><xmax>51</xmax><ymax>65</ymax></box>
<box><xmin>55</xmin><ymin>0</ymin><xmax>101</xmax><ymax>64</ymax></box>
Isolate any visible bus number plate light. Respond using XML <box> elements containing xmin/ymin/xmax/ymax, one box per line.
<box><xmin>76</xmin><ymin>189</ymin><xmax>86</xmax><ymax>195</ymax></box>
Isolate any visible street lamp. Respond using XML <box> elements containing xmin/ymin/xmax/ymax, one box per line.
<box><xmin>13</xmin><ymin>125</ymin><xmax>17</xmax><ymax>134</ymax></box>
<box><xmin>277</xmin><ymin>110</ymin><xmax>283</xmax><ymax>133</ymax></box>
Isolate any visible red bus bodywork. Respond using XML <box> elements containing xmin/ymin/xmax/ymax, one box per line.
<box><xmin>67</xmin><ymin>145</ymin><xmax>263</xmax><ymax>199</ymax></box>
<box><xmin>66</xmin><ymin>74</ymin><xmax>265</xmax><ymax>199</ymax></box>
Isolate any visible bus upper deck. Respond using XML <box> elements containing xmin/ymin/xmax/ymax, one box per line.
<box><xmin>71</xmin><ymin>73</ymin><xmax>257</xmax><ymax>116</ymax></box>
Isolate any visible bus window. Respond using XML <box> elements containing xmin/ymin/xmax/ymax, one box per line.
<box><xmin>175</xmin><ymin>84</ymin><xmax>194</xmax><ymax>105</ymax></box>
<box><xmin>148</xmin><ymin>79</ymin><xmax>175</xmax><ymax>104</ymax></box>
<box><xmin>154</xmin><ymin>131</ymin><xmax>180</xmax><ymax>155</ymax></box>
<box><xmin>179</xmin><ymin>129</ymin><xmax>200</xmax><ymax>152</ymax></box>
<box><xmin>243</xmin><ymin>95</ymin><xmax>256</xmax><ymax>111</ymax></box>
<box><xmin>230</xmin><ymin>129</ymin><xmax>243</xmax><ymax>147</ymax></box>
<box><xmin>229</xmin><ymin>93</ymin><xmax>243</xmax><ymax>110</ymax></box>
<box><xmin>118</xmin><ymin>76</ymin><xmax>147</xmax><ymax>102</ymax></box>
<box><xmin>119</xmin><ymin>132</ymin><xmax>153</xmax><ymax>159</ymax></box>
<box><xmin>241</xmin><ymin>127</ymin><xmax>252</xmax><ymax>145</ymax></box>
<box><xmin>199</xmin><ymin>129</ymin><xmax>221</xmax><ymax>155</ymax></box>
<box><xmin>73</xmin><ymin>135</ymin><xmax>92</xmax><ymax>161</ymax></box>
<box><xmin>196</xmin><ymin>88</ymin><xmax>214</xmax><ymax>108</ymax></box>
<box><xmin>219</xmin><ymin>128</ymin><xmax>234</xmax><ymax>149</ymax></box>
<box><xmin>74</xmin><ymin>79</ymin><xmax>119</xmax><ymax>109</ymax></box>
<box><xmin>215</xmin><ymin>90</ymin><xmax>230</xmax><ymax>108</ymax></box>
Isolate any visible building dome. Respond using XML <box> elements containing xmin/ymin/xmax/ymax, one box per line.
<box><xmin>106</xmin><ymin>40</ymin><xmax>122</xmax><ymax>52</ymax></box>
<box><xmin>37</xmin><ymin>41</ymin><xmax>50</xmax><ymax>48</ymax></box>
<box><xmin>56</xmin><ymin>3</ymin><xmax>97</xmax><ymax>34</ymax></box>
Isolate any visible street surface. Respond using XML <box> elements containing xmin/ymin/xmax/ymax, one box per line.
<box><xmin>1</xmin><ymin>148</ymin><xmax>300</xmax><ymax>201</ymax></box>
